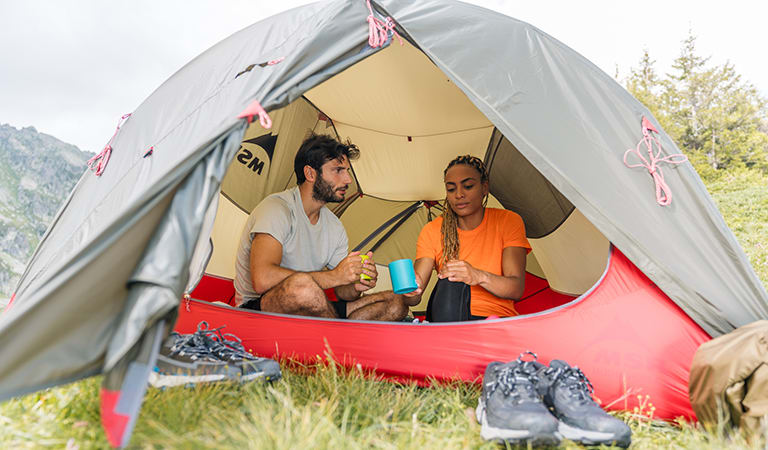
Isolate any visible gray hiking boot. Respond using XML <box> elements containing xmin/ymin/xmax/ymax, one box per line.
<box><xmin>204</xmin><ymin>324</ymin><xmax>282</xmax><ymax>383</ymax></box>
<box><xmin>475</xmin><ymin>352</ymin><xmax>560</xmax><ymax>446</ymax></box>
<box><xmin>150</xmin><ymin>321</ymin><xmax>281</xmax><ymax>387</ymax></box>
<box><xmin>536</xmin><ymin>359</ymin><xmax>631</xmax><ymax>448</ymax></box>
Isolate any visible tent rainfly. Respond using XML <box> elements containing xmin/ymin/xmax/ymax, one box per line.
<box><xmin>2</xmin><ymin>0</ymin><xmax>767</xmax><ymax>446</ymax></box>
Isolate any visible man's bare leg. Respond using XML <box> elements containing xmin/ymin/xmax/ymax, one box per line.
<box><xmin>345</xmin><ymin>291</ymin><xmax>411</xmax><ymax>321</ymax></box>
<box><xmin>259</xmin><ymin>273</ymin><xmax>337</xmax><ymax>318</ymax></box>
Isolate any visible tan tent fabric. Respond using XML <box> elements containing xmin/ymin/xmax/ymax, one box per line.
<box><xmin>336</xmin><ymin>124</ymin><xmax>492</xmax><ymax>200</ymax></box>
<box><xmin>305</xmin><ymin>40</ymin><xmax>493</xmax><ymax>201</ymax></box>
<box><xmin>207</xmin><ymin>193</ymin><xmax>248</xmax><ymax>279</ymax></box>
<box><xmin>689</xmin><ymin>320</ymin><xmax>768</xmax><ymax>436</ymax></box>
<box><xmin>304</xmin><ymin>40</ymin><xmax>491</xmax><ymax>136</ymax></box>
<box><xmin>528</xmin><ymin>209</ymin><xmax>609</xmax><ymax>295</ymax></box>
<box><xmin>185</xmin><ymin>193</ymin><xmax>219</xmax><ymax>292</ymax></box>
<box><xmin>341</xmin><ymin>196</ymin><xmax>427</xmax><ymax>262</ymax></box>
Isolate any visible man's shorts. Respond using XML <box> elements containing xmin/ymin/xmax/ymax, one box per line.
<box><xmin>241</xmin><ymin>296</ymin><xmax>347</xmax><ymax>319</ymax></box>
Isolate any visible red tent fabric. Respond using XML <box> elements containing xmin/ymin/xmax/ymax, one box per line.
<box><xmin>177</xmin><ymin>247</ymin><xmax>710</xmax><ymax>420</ymax></box>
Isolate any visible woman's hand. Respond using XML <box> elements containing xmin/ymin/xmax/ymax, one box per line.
<box><xmin>438</xmin><ymin>260</ymin><xmax>486</xmax><ymax>286</ymax></box>
<box><xmin>403</xmin><ymin>273</ymin><xmax>424</xmax><ymax>298</ymax></box>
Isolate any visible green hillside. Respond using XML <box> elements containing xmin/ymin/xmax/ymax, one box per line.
<box><xmin>707</xmin><ymin>169</ymin><xmax>768</xmax><ymax>285</ymax></box>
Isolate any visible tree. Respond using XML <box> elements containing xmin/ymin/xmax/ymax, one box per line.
<box><xmin>626</xmin><ymin>32</ymin><xmax>768</xmax><ymax>177</ymax></box>
<box><xmin>626</xmin><ymin>49</ymin><xmax>661</xmax><ymax>115</ymax></box>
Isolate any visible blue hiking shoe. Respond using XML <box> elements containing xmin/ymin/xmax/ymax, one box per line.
<box><xmin>475</xmin><ymin>352</ymin><xmax>560</xmax><ymax>446</ymax></box>
<box><xmin>536</xmin><ymin>359</ymin><xmax>631</xmax><ymax>448</ymax></box>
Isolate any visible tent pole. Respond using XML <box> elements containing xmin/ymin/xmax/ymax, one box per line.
<box><xmin>369</xmin><ymin>203</ymin><xmax>422</xmax><ymax>253</ymax></box>
<box><xmin>352</xmin><ymin>201</ymin><xmax>422</xmax><ymax>253</ymax></box>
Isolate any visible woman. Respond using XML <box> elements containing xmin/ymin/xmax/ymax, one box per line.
<box><xmin>405</xmin><ymin>155</ymin><xmax>530</xmax><ymax>320</ymax></box>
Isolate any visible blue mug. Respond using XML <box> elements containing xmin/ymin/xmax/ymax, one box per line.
<box><xmin>388</xmin><ymin>259</ymin><xmax>417</xmax><ymax>294</ymax></box>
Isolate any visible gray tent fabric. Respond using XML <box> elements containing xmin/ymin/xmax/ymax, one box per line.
<box><xmin>0</xmin><ymin>0</ymin><xmax>383</xmax><ymax>402</ymax></box>
<box><xmin>101</xmin><ymin>320</ymin><xmax>166</xmax><ymax>448</ymax></box>
<box><xmin>485</xmin><ymin>128</ymin><xmax>574</xmax><ymax>238</ymax></box>
<box><xmin>104</xmin><ymin>126</ymin><xmax>245</xmax><ymax>371</ymax></box>
<box><xmin>0</xmin><ymin>0</ymin><xmax>766</xmax><ymax>414</ymax></box>
<box><xmin>0</xmin><ymin>124</ymin><xmax>244</xmax><ymax>401</ymax></box>
<box><xmin>375</xmin><ymin>0</ymin><xmax>768</xmax><ymax>335</ymax></box>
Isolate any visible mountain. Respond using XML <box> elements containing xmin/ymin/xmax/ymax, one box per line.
<box><xmin>0</xmin><ymin>124</ymin><xmax>91</xmax><ymax>297</ymax></box>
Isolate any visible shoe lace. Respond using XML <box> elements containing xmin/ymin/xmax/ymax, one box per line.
<box><xmin>485</xmin><ymin>351</ymin><xmax>541</xmax><ymax>403</ymax></box>
<box><xmin>167</xmin><ymin>321</ymin><xmax>255</xmax><ymax>361</ymax></box>
<box><xmin>546</xmin><ymin>364</ymin><xmax>595</xmax><ymax>404</ymax></box>
<box><xmin>206</xmin><ymin>325</ymin><xmax>256</xmax><ymax>361</ymax></box>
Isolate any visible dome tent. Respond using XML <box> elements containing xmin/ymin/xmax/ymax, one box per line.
<box><xmin>1</xmin><ymin>0</ymin><xmax>767</xmax><ymax>446</ymax></box>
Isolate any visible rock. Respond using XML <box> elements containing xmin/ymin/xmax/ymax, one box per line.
<box><xmin>0</xmin><ymin>124</ymin><xmax>90</xmax><ymax>295</ymax></box>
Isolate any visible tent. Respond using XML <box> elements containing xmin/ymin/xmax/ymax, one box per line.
<box><xmin>2</xmin><ymin>0</ymin><xmax>767</xmax><ymax>446</ymax></box>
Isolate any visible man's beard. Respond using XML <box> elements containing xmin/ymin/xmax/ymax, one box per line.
<box><xmin>312</xmin><ymin>176</ymin><xmax>345</xmax><ymax>203</ymax></box>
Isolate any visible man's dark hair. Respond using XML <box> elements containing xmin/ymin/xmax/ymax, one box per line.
<box><xmin>294</xmin><ymin>133</ymin><xmax>360</xmax><ymax>184</ymax></box>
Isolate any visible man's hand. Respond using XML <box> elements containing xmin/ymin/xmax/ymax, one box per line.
<box><xmin>438</xmin><ymin>260</ymin><xmax>485</xmax><ymax>285</ymax></box>
<box><xmin>353</xmin><ymin>251</ymin><xmax>378</xmax><ymax>292</ymax></box>
<box><xmin>332</xmin><ymin>251</ymin><xmax>365</xmax><ymax>286</ymax></box>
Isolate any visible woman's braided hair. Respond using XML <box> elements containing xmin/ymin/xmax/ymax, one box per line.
<box><xmin>440</xmin><ymin>155</ymin><xmax>490</xmax><ymax>266</ymax></box>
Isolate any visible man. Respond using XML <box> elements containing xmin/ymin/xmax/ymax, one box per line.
<box><xmin>234</xmin><ymin>133</ymin><xmax>418</xmax><ymax>320</ymax></box>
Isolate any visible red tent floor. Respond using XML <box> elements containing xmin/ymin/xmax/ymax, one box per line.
<box><xmin>175</xmin><ymin>247</ymin><xmax>710</xmax><ymax>420</ymax></box>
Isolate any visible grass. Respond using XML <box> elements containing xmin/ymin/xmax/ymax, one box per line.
<box><xmin>706</xmin><ymin>169</ymin><xmax>768</xmax><ymax>284</ymax></box>
<box><xmin>0</xmin><ymin>360</ymin><xmax>488</xmax><ymax>449</ymax></box>
<box><xmin>1</xmin><ymin>359</ymin><xmax>766</xmax><ymax>450</ymax></box>
<box><xmin>1</xmin><ymin>169</ymin><xmax>767</xmax><ymax>449</ymax></box>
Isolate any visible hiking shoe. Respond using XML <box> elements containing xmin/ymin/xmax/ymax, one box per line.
<box><xmin>536</xmin><ymin>359</ymin><xmax>631</xmax><ymax>448</ymax></box>
<box><xmin>475</xmin><ymin>352</ymin><xmax>560</xmax><ymax>445</ymax></box>
<box><xmin>205</xmin><ymin>326</ymin><xmax>282</xmax><ymax>382</ymax></box>
<box><xmin>149</xmin><ymin>321</ymin><xmax>281</xmax><ymax>387</ymax></box>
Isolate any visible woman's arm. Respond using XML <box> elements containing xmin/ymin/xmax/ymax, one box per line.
<box><xmin>402</xmin><ymin>257</ymin><xmax>435</xmax><ymax>305</ymax></box>
<box><xmin>438</xmin><ymin>246</ymin><xmax>527</xmax><ymax>300</ymax></box>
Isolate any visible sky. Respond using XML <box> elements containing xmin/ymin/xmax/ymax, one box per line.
<box><xmin>1</xmin><ymin>0</ymin><xmax>766</xmax><ymax>153</ymax></box>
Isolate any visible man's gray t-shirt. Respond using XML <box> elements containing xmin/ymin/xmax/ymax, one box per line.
<box><xmin>234</xmin><ymin>186</ymin><xmax>348</xmax><ymax>304</ymax></box>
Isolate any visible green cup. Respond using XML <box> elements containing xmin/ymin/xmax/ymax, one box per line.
<box><xmin>360</xmin><ymin>254</ymin><xmax>372</xmax><ymax>281</ymax></box>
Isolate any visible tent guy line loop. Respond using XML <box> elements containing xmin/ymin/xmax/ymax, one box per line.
<box><xmin>237</xmin><ymin>99</ymin><xmax>272</xmax><ymax>129</ymax></box>
<box><xmin>623</xmin><ymin>117</ymin><xmax>687</xmax><ymax>206</ymax></box>
<box><xmin>86</xmin><ymin>113</ymin><xmax>132</xmax><ymax>176</ymax></box>
<box><xmin>366</xmin><ymin>0</ymin><xmax>402</xmax><ymax>48</ymax></box>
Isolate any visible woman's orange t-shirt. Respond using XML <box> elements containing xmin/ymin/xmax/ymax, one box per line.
<box><xmin>415</xmin><ymin>208</ymin><xmax>531</xmax><ymax>317</ymax></box>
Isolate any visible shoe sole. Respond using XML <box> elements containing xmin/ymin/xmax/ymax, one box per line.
<box><xmin>241</xmin><ymin>369</ymin><xmax>281</xmax><ymax>383</ymax></box>
<box><xmin>149</xmin><ymin>369</ymin><xmax>279</xmax><ymax>388</ymax></box>
<box><xmin>475</xmin><ymin>399</ymin><xmax>561</xmax><ymax>445</ymax></box>
<box><xmin>148</xmin><ymin>371</ymin><xmax>229</xmax><ymax>387</ymax></box>
<box><xmin>558</xmin><ymin>422</ymin><xmax>630</xmax><ymax>448</ymax></box>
